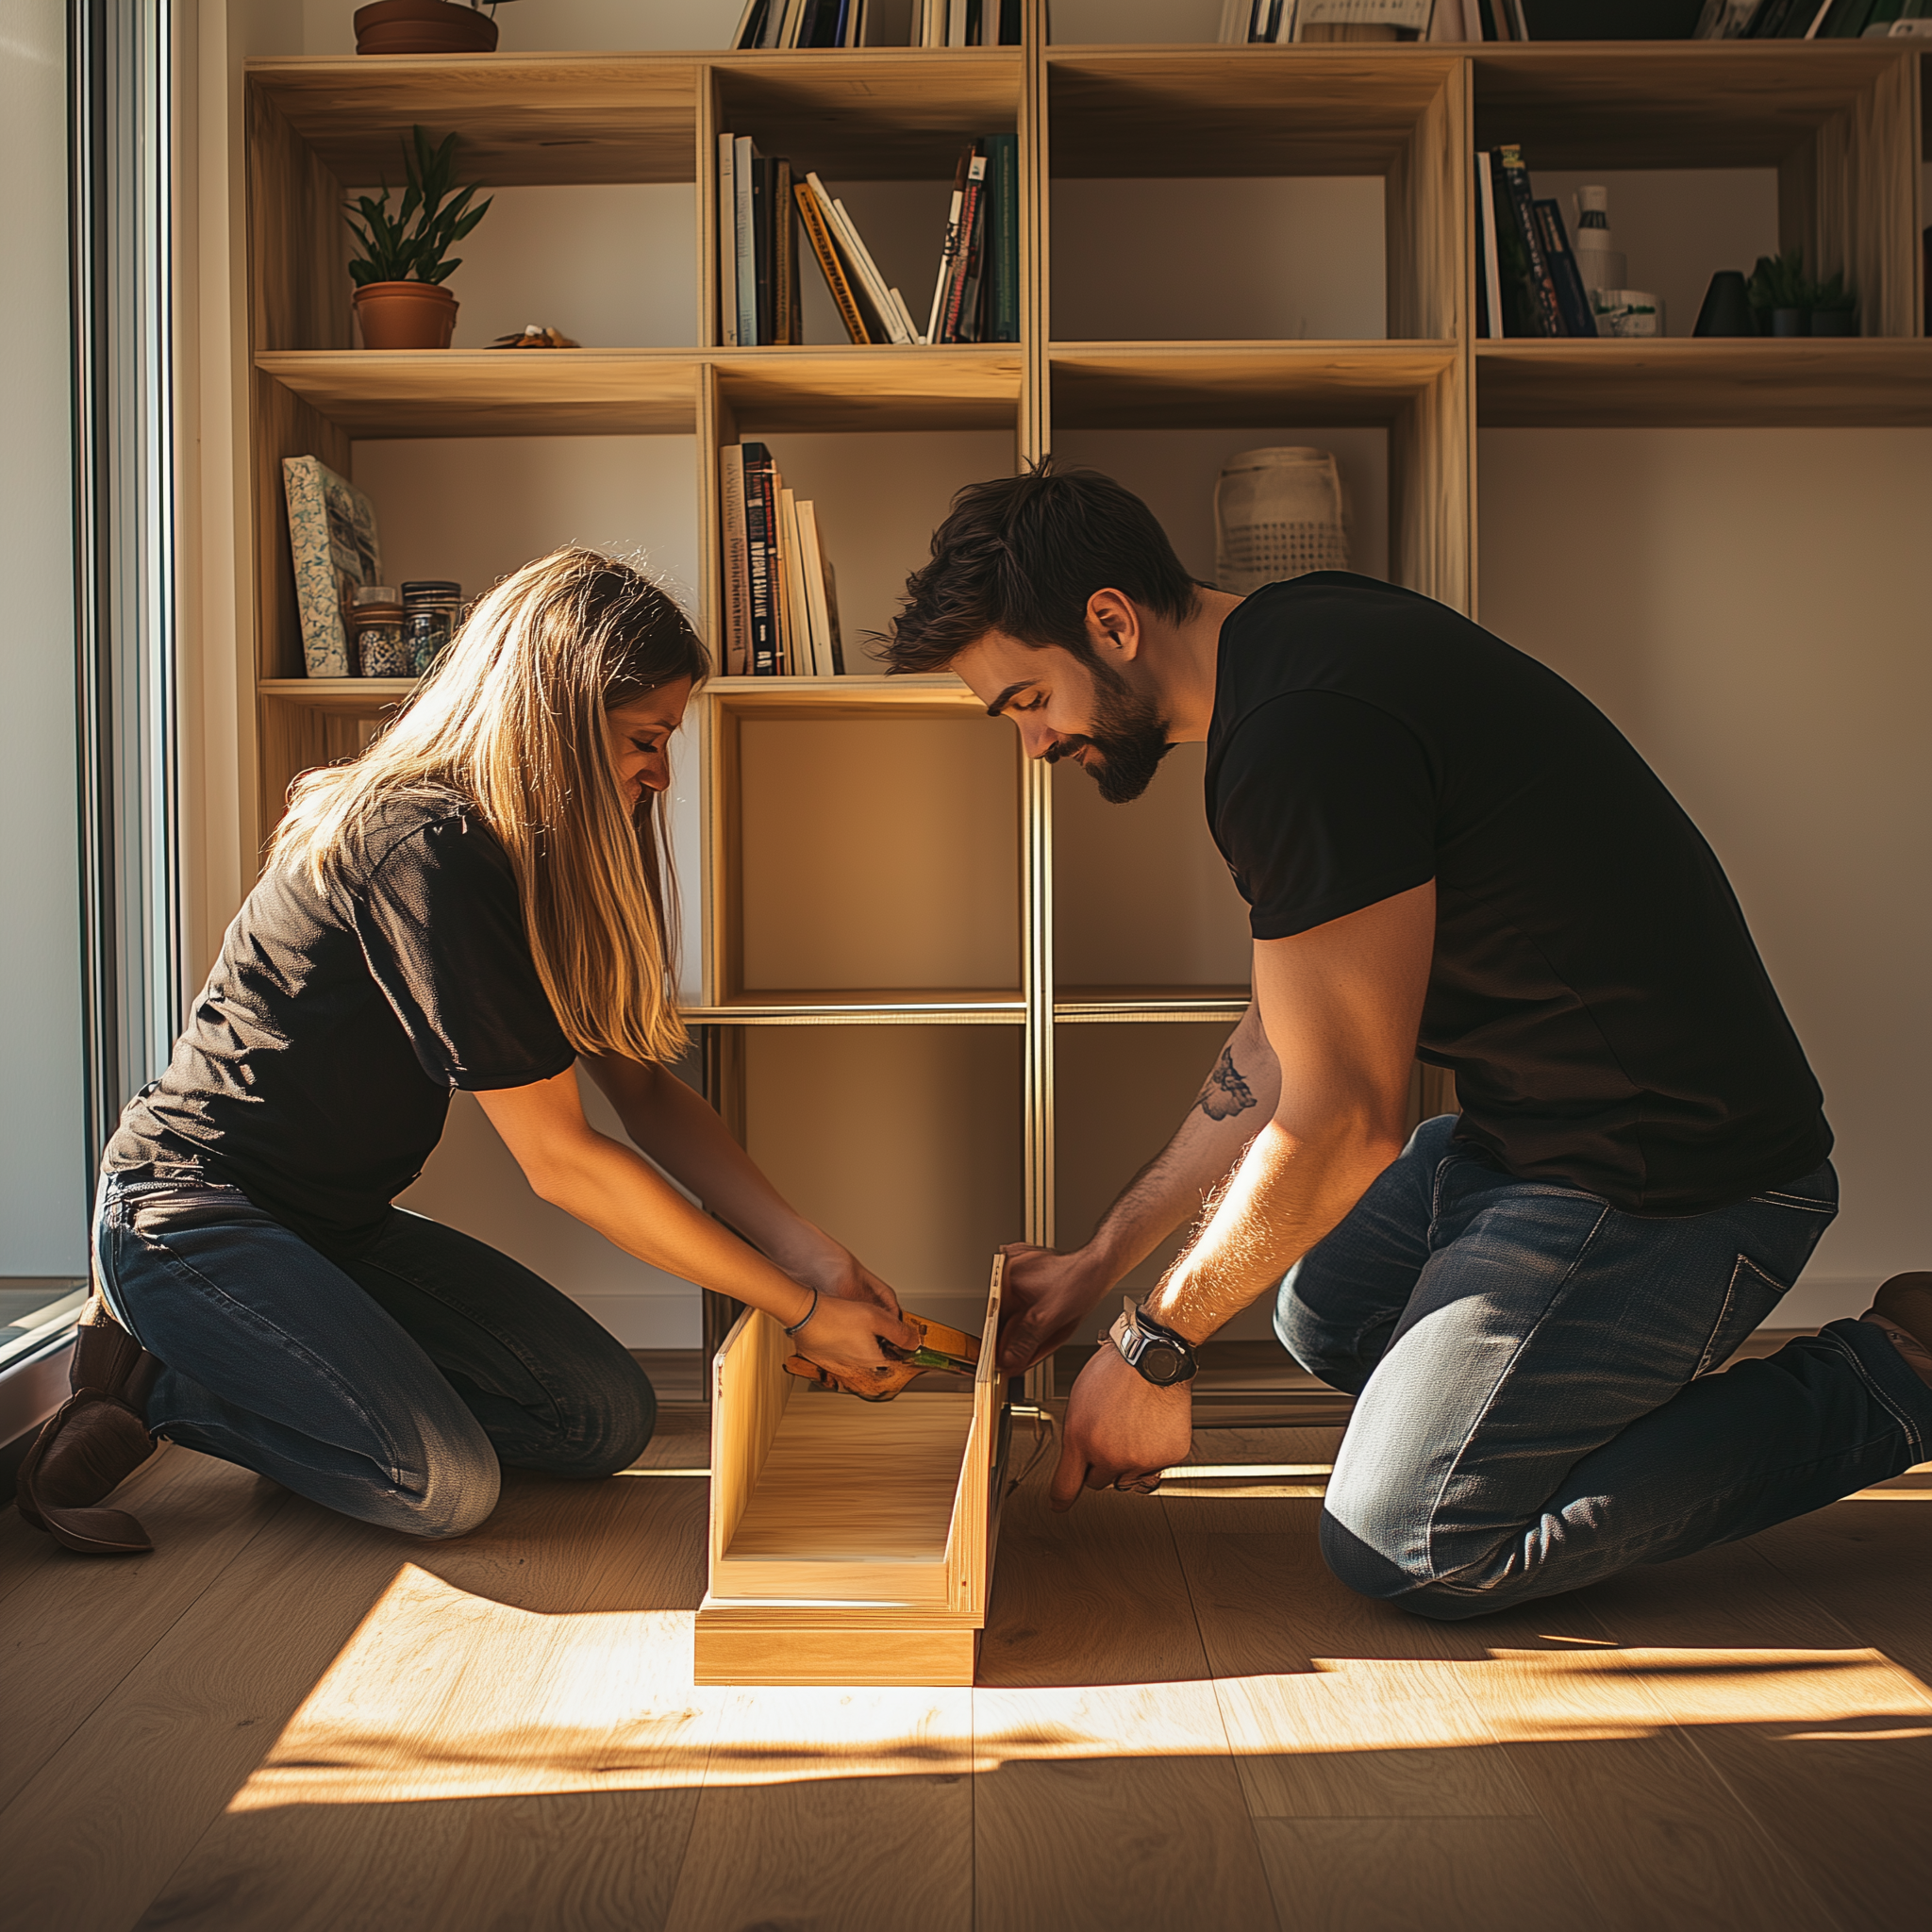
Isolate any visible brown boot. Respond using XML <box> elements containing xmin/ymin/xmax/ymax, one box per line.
<box><xmin>15</xmin><ymin>1295</ymin><xmax>164</xmax><ymax>1555</ymax></box>
<box><xmin>1862</xmin><ymin>1273</ymin><xmax>1932</xmax><ymax>1391</ymax></box>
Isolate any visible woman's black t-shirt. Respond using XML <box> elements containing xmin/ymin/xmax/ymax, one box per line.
<box><xmin>1205</xmin><ymin>575</ymin><xmax>1830</xmax><ymax>1216</ymax></box>
<box><xmin>107</xmin><ymin>791</ymin><xmax>575</xmax><ymax>1252</ymax></box>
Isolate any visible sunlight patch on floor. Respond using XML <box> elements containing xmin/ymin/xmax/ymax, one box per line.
<box><xmin>225</xmin><ymin>1568</ymin><xmax>1932</xmax><ymax>1813</ymax></box>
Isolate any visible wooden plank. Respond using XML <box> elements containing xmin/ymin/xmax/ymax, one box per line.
<box><xmin>691</xmin><ymin>1620</ymin><xmax>977</xmax><ymax>1687</ymax></box>
<box><xmin>0</xmin><ymin>1450</ymin><xmax>283</xmax><ymax>1811</ymax></box>
<box><xmin>257</xmin><ymin>350</ymin><xmax>702</xmax><ymax>438</ymax></box>
<box><xmin>1561</xmin><ymin>1537</ymin><xmax>1932</xmax><ymax>1930</ymax></box>
<box><xmin>1047</xmin><ymin>341</ymin><xmax>1458</xmax><ymax>430</ymax></box>
<box><xmin>974</xmin><ymin>1474</ymin><xmax>1280</xmax><ymax>1931</ymax></box>
<box><xmin>1045</xmin><ymin>47</ymin><xmax>1460</xmax><ymax>178</ymax></box>
<box><xmin>1253</xmin><ymin>1816</ymin><xmax>1605</xmax><ymax>1932</ymax></box>
<box><xmin>248</xmin><ymin>56</ymin><xmax>703</xmax><ymax>188</ymax></box>
<box><xmin>713</xmin><ymin>345</ymin><xmax>1024</xmax><ymax>432</ymax></box>
<box><xmin>1475</xmin><ymin>338</ymin><xmax>1932</xmax><ymax>429</ymax></box>
<box><xmin>131</xmin><ymin>1477</ymin><xmax>719</xmax><ymax>1932</ymax></box>
<box><xmin>716</xmin><ymin>1391</ymin><xmax>974</xmax><ymax>1602</ymax></box>
<box><xmin>661</xmin><ymin>1685</ymin><xmax>974</xmax><ymax>1932</ymax></box>
<box><xmin>1470</xmin><ymin>42</ymin><xmax>1907</xmax><ymax>171</ymax></box>
<box><xmin>707</xmin><ymin>1302</ymin><xmax>791</xmax><ymax>1577</ymax></box>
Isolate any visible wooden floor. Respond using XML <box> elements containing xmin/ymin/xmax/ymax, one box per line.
<box><xmin>1</xmin><ymin>1393</ymin><xmax>1927</xmax><ymax>1930</ymax></box>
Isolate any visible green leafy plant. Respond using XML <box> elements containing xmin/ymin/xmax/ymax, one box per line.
<box><xmin>344</xmin><ymin>127</ymin><xmax>491</xmax><ymax>289</ymax></box>
<box><xmin>1746</xmin><ymin>246</ymin><xmax>1808</xmax><ymax>313</ymax></box>
<box><xmin>1808</xmin><ymin>268</ymin><xmax>1856</xmax><ymax>314</ymax></box>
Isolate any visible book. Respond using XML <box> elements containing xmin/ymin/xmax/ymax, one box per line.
<box><xmin>1474</xmin><ymin>150</ymin><xmax>1502</xmax><ymax>338</ymax></box>
<box><xmin>796</xmin><ymin>498</ymin><xmax>835</xmax><ymax>677</ymax></box>
<box><xmin>820</xmin><ymin>558</ymin><xmax>846</xmax><ymax>675</ymax></box>
<box><xmin>926</xmin><ymin>149</ymin><xmax>971</xmax><ymax>342</ymax></box>
<box><xmin>731</xmin><ymin>0</ymin><xmax>774</xmax><ymax>47</ymax></box>
<box><xmin>986</xmin><ymin>132</ymin><xmax>1020</xmax><ymax>344</ymax></box>
<box><xmin>717</xmin><ymin>133</ymin><xmax>739</xmax><ymax>347</ymax></box>
<box><xmin>741</xmin><ymin>441</ymin><xmax>780</xmax><ymax>675</ymax></box>
<box><xmin>734</xmin><ymin>136</ymin><xmax>758</xmax><ymax>348</ymax></box>
<box><xmin>941</xmin><ymin>147</ymin><xmax>988</xmax><ymax>343</ymax></box>
<box><xmin>1533</xmin><ymin>198</ymin><xmax>1598</xmax><ymax>338</ymax></box>
<box><xmin>1488</xmin><ymin>150</ymin><xmax>1540</xmax><ymax>336</ymax></box>
<box><xmin>720</xmin><ymin>442</ymin><xmax>752</xmax><ymax>675</ymax></box>
<box><xmin>752</xmin><ymin>154</ymin><xmax>774</xmax><ymax>346</ymax></box>
<box><xmin>774</xmin><ymin>158</ymin><xmax>801</xmax><ymax>345</ymax></box>
<box><xmin>1496</xmin><ymin>145</ymin><xmax>1563</xmax><ymax>336</ymax></box>
<box><xmin>282</xmin><ymin>456</ymin><xmax>382</xmax><ymax>679</ymax></box>
<box><xmin>796</xmin><ymin>180</ymin><xmax>872</xmax><ymax>343</ymax></box>
<box><xmin>1294</xmin><ymin>1</ymin><xmax>1435</xmax><ymax>37</ymax></box>
<box><xmin>776</xmin><ymin>486</ymin><xmax>807</xmax><ymax>675</ymax></box>
<box><xmin>808</xmin><ymin>174</ymin><xmax>913</xmax><ymax>344</ymax></box>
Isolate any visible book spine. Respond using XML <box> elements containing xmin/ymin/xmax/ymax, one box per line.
<box><xmin>927</xmin><ymin>153</ymin><xmax>970</xmax><ymax>343</ymax></box>
<box><xmin>734</xmin><ymin>137</ymin><xmax>758</xmax><ymax>347</ymax></box>
<box><xmin>1000</xmin><ymin>0</ymin><xmax>1021</xmax><ymax>42</ymax></box>
<box><xmin>819</xmin><ymin>180</ymin><xmax>911</xmax><ymax>342</ymax></box>
<box><xmin>1535</xmin><ymin>198</ymin><xmax>1598</xmax><ymax>338</ymax></box>
<box><xmin>282</xmin><ymin>458</ymin><xmax>353</xmax><ymax>679</ymax></box>
<box><xmin>795</xmin><ymin>181</ymin><xmax>872</xmax><ymax>343</ymax></box>
<box><xmin>796</xmin><ymin>498</ymin><xmax>833</xmax><ymax>677</ymax></box>
<box><xmin>778</xmin><ymin>159</ymin><xmax>801</xmax><ymax>344</ymax></box>
<box><xmin>717</xmin><ymin>133</ymin><xmax>739</xmax><ymax>347</ymax></box>
<box><xmin>1475</xmin><ymin>151</ymin><xmax>1507</xmax><ymax>340</ymax></box>
<box><xmin>752</xmin><ymin>157</ymin><xmax>773</xmax><ymax>346</ymax></box>
<box><xmin>720</xmin><ymin>443</ymin><xmax>751</xmax><ymax>675</ymax></box>
<box><xmin>741</xmin><ymin>442</ymin><xmax>778</xmax><ymax>676</ymax></box>
<box><xmin>989</xmin><ymin>133</ymin><xmax>1020</xmax><ymax>342</ymax></box>
<box><xmin>942</xmin><ymin>151</ymin><xmax>987</xmax><ymax>343</ymax></box>
<box><xmin>1497</xmin><ymin>144</ymin><xmax>1563</xmax><ymax>336</ymax></box>
<box><xmin>776</xmin><ymin>486</ymin><xmax>804</xmax><ymax>676</ymax></box>
<box><xmin>822</xmin><ymin>559</ymin><xmax>844</xmax><ymax>675</ymax></box>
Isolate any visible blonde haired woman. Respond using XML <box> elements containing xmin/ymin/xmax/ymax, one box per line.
<box><xmin>19</xmin><ymin>550</ymin><xmax>915</xmax><ymax>1555</ymax></box>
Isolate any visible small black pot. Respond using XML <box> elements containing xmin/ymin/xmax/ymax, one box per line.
<box><xmin>1809</xmin><ymin>308</ymin><xmax>1857</xmax><ymax>337</ymax></box>
<box><xmin>1693</xmin><ymin>271</ymin><xmax>1757</xmax><ymax>338</ymax></box>
<box><xmin>1771</xmin><ymin>308</ymin><xmax>1809</xmax><ymax>338</ymax></box>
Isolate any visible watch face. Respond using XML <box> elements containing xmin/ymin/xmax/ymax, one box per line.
<box><xmin>1140</xmin><ymin>1341</ymin><xmax>1186</xmax><ymax>1385</ymax></box>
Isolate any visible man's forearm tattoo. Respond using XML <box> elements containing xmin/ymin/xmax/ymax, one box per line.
<box><xmin>1196</xmin><ymin>1046</ymin><xmax>1257</xmax><ymax>1122</ymax></box>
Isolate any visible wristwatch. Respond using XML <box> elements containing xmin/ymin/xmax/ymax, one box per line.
<box><xmin>1108</xmin><ymin>1297</ymin><xmax>1198</xmax><ymax>1388</ymax></box>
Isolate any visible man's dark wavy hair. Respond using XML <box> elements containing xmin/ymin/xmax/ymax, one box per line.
<box><xmin>880</xmin><ymin>458</ymin><xmax>1199</xmax><ymax>675</ymax></box>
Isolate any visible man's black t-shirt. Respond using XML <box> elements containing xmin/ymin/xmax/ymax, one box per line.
<box><xmin>1205</xmin><ymin>575</ymin><xmax>1829</xmax><ymax>1215</ymax></box>
<box><xmin>107</xmin><ymin>792</ymin><xmax>575</xmax><ymax>1251</ymax></box>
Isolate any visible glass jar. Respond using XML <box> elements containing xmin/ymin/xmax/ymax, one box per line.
<box><xmin>401</xmin><ymin>580</ymin><xmax>463</xmax><ymax>676</ymax></box>
<box><xmin>351</xmin><ymin>585</ymin><xmax>408</xmax><ymax>677</ymax></box>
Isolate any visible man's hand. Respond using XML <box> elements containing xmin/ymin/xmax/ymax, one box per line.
<box><xmin>996</xmin><ymin>1242</ymin><xmax>1114</xmax><ymax>1375</ymax></box>
<box><xmin>808</xmin><ymin>1252</ymin><xmax>904</xmax><ymax>1320</ymax></box>
<box><xmin>791</xmin><ymin>1292</ymin><xmax>919</xmax><ymax>1382</ymax></box>
<box><xmin>1048</xmin><ymin>1344</ymin><xmax>1194</xmax><ymax>1511</ymax></box>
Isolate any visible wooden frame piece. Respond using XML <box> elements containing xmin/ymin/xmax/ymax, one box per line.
<box><xmin>693</xmin><ymin>1254</ymin><xmax>1006</xmax><ymax>1686</ymax></box>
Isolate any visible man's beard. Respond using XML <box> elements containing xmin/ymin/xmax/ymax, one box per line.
<box><xmin>1046</xmin><ymin>658</ymin><xmax>1172</xmax><ymax>804</ymax></box>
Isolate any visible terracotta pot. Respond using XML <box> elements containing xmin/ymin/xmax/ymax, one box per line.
<box><xmin>354</xmin><ymin>0</ymin><xmax>498</xmax><ymax>56</ymax></box>
<box><xmin>354</xmin><ymin>280</ymin><xmax>458</xmax><ymax>349</ymax></box>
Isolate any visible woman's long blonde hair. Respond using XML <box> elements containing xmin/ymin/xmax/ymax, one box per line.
<box><xmin>271</xmin><ymin>548</ymin><xmax>708</xmax><ymax>1064</ymax></box>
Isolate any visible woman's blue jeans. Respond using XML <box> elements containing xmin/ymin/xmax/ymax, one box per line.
<box><xmin>93</xmin><ymin>1169</ymin><xmax>656</xmax><ymax>1540</ymax></box>
<box><xmin>1278</xmin><ymin>1116</ymin><xmax>1931</xmax><ymax>1620</ymax></box>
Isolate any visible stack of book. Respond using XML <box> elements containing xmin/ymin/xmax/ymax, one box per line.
<box><xmin>914</xmin><ymin>0</ymin><xmax>1023</xmax><ymax>43</ymax></box>
<box><xmin>720</xmin><ymin>441</ymin><xmax>846</xmax><ymax>678</ymax></box>
<box><xmin>924</xmin><ymin>136</ymin><xmax>1020</xmax><ymax>346</ymax></box>
<box><xmin>1474</xmin><ymin>146</ymin><xmax>1598</xmax><ymax>340</ymax></box>
<box><xmin>720</xmin><ymin>139</ymin><xmax>1019</xmax><ymax>348</ymax></box>
<box><xmin>1714</xmin><ymin>0</ymin><xmax>1932</xmax><ymax>34</ymax></box>
<box><xmin>1218</xmin><ymin>0</ymin><xmax>1440</xmax><ymax>37</ymax></box>
<box><xmin>729</xmin><ymin>0</ymin><xmax>1021</xmax><ymax>44</ymax></box>
<box><xmin>717</xmin><ymin>138</ymin><xmax>804</xmax><ymax>347</ymax></box>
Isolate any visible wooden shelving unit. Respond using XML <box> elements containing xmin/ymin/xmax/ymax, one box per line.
<box><xmin>238</xmin><ymin>17</ymin><xmax>1928</xmax><ymax>1371</ymax></box>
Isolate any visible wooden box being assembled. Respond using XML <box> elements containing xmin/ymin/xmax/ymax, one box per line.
<box><xmin>693</xmin><ymin>1257</ymin><xmax>1006</xmax><ymax>1686</ymax></box>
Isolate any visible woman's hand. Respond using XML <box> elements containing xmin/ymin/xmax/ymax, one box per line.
<box><xmin>996</xmin><ymin>1241</ymin><xmax>1117</xmax><ymax>1376</ymax></box>
<box><xmin>791</xmin><ymin>1291</ymin><xmax>919</xmax><ymax>1381</ymax></box>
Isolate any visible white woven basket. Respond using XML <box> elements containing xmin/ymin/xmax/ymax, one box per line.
<box><xmin>1213</xmin><ymin>447</ymin><xmax>1350</xmax><ymax>593</ymax></box>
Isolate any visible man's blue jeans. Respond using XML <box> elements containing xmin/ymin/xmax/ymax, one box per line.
<box><xmin>1277</xmin><ymin>1117</ymin><xmax>1930</xmax><ymax>1620</ymax></box>
<box><xmin>93</xmin><ymin>1169</ymin><xmax>656</xmax><ymax>1539</ymax></box>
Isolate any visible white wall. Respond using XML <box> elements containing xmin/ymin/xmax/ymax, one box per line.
<box><xmin>0</xmin><ymin>0</ymin><xmax>88</xmax><ymax>1274</ymax></box>
<box><xmin>1479</xmin><ymin>428</ymin><xmax>1932</xmax><ymax>1325</ymax></box>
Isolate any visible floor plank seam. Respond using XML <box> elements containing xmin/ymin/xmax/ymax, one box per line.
<box><xmin>0</xmin><ymin>1476</ymin><xmax>301</xmax><ymax>1844</ymax></box>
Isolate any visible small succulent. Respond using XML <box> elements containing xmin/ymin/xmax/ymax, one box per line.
<box><xmin>344</xmin><ymin>127</ymin><xmax>491</xmax><ymax>289</ymax></box>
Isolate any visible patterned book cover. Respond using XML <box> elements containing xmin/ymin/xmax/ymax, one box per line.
<box><xmin>282</xmin><ymin>456</ymin><xmax>382</xmax><ymax>678</ymax></box>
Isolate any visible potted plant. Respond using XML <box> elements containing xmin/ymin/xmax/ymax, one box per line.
<box><xmin>1747</xmin><ymin>246</ymin><xmax>1810</xmax><ymax>338</ymax></box>
<box><xmin>353</xmin><ymin>1</ymin><xmax>512</xmax><ymax>56</ymax></box>
<box><xmin>1807</xmin><ymin>269</ymin><xmax>1858</xmax><ymax>338</ymax></box>
<box><xmin>344</xmin><ymin>127</ymin><xmax>491</xmax><ymax>350</ymax></box>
